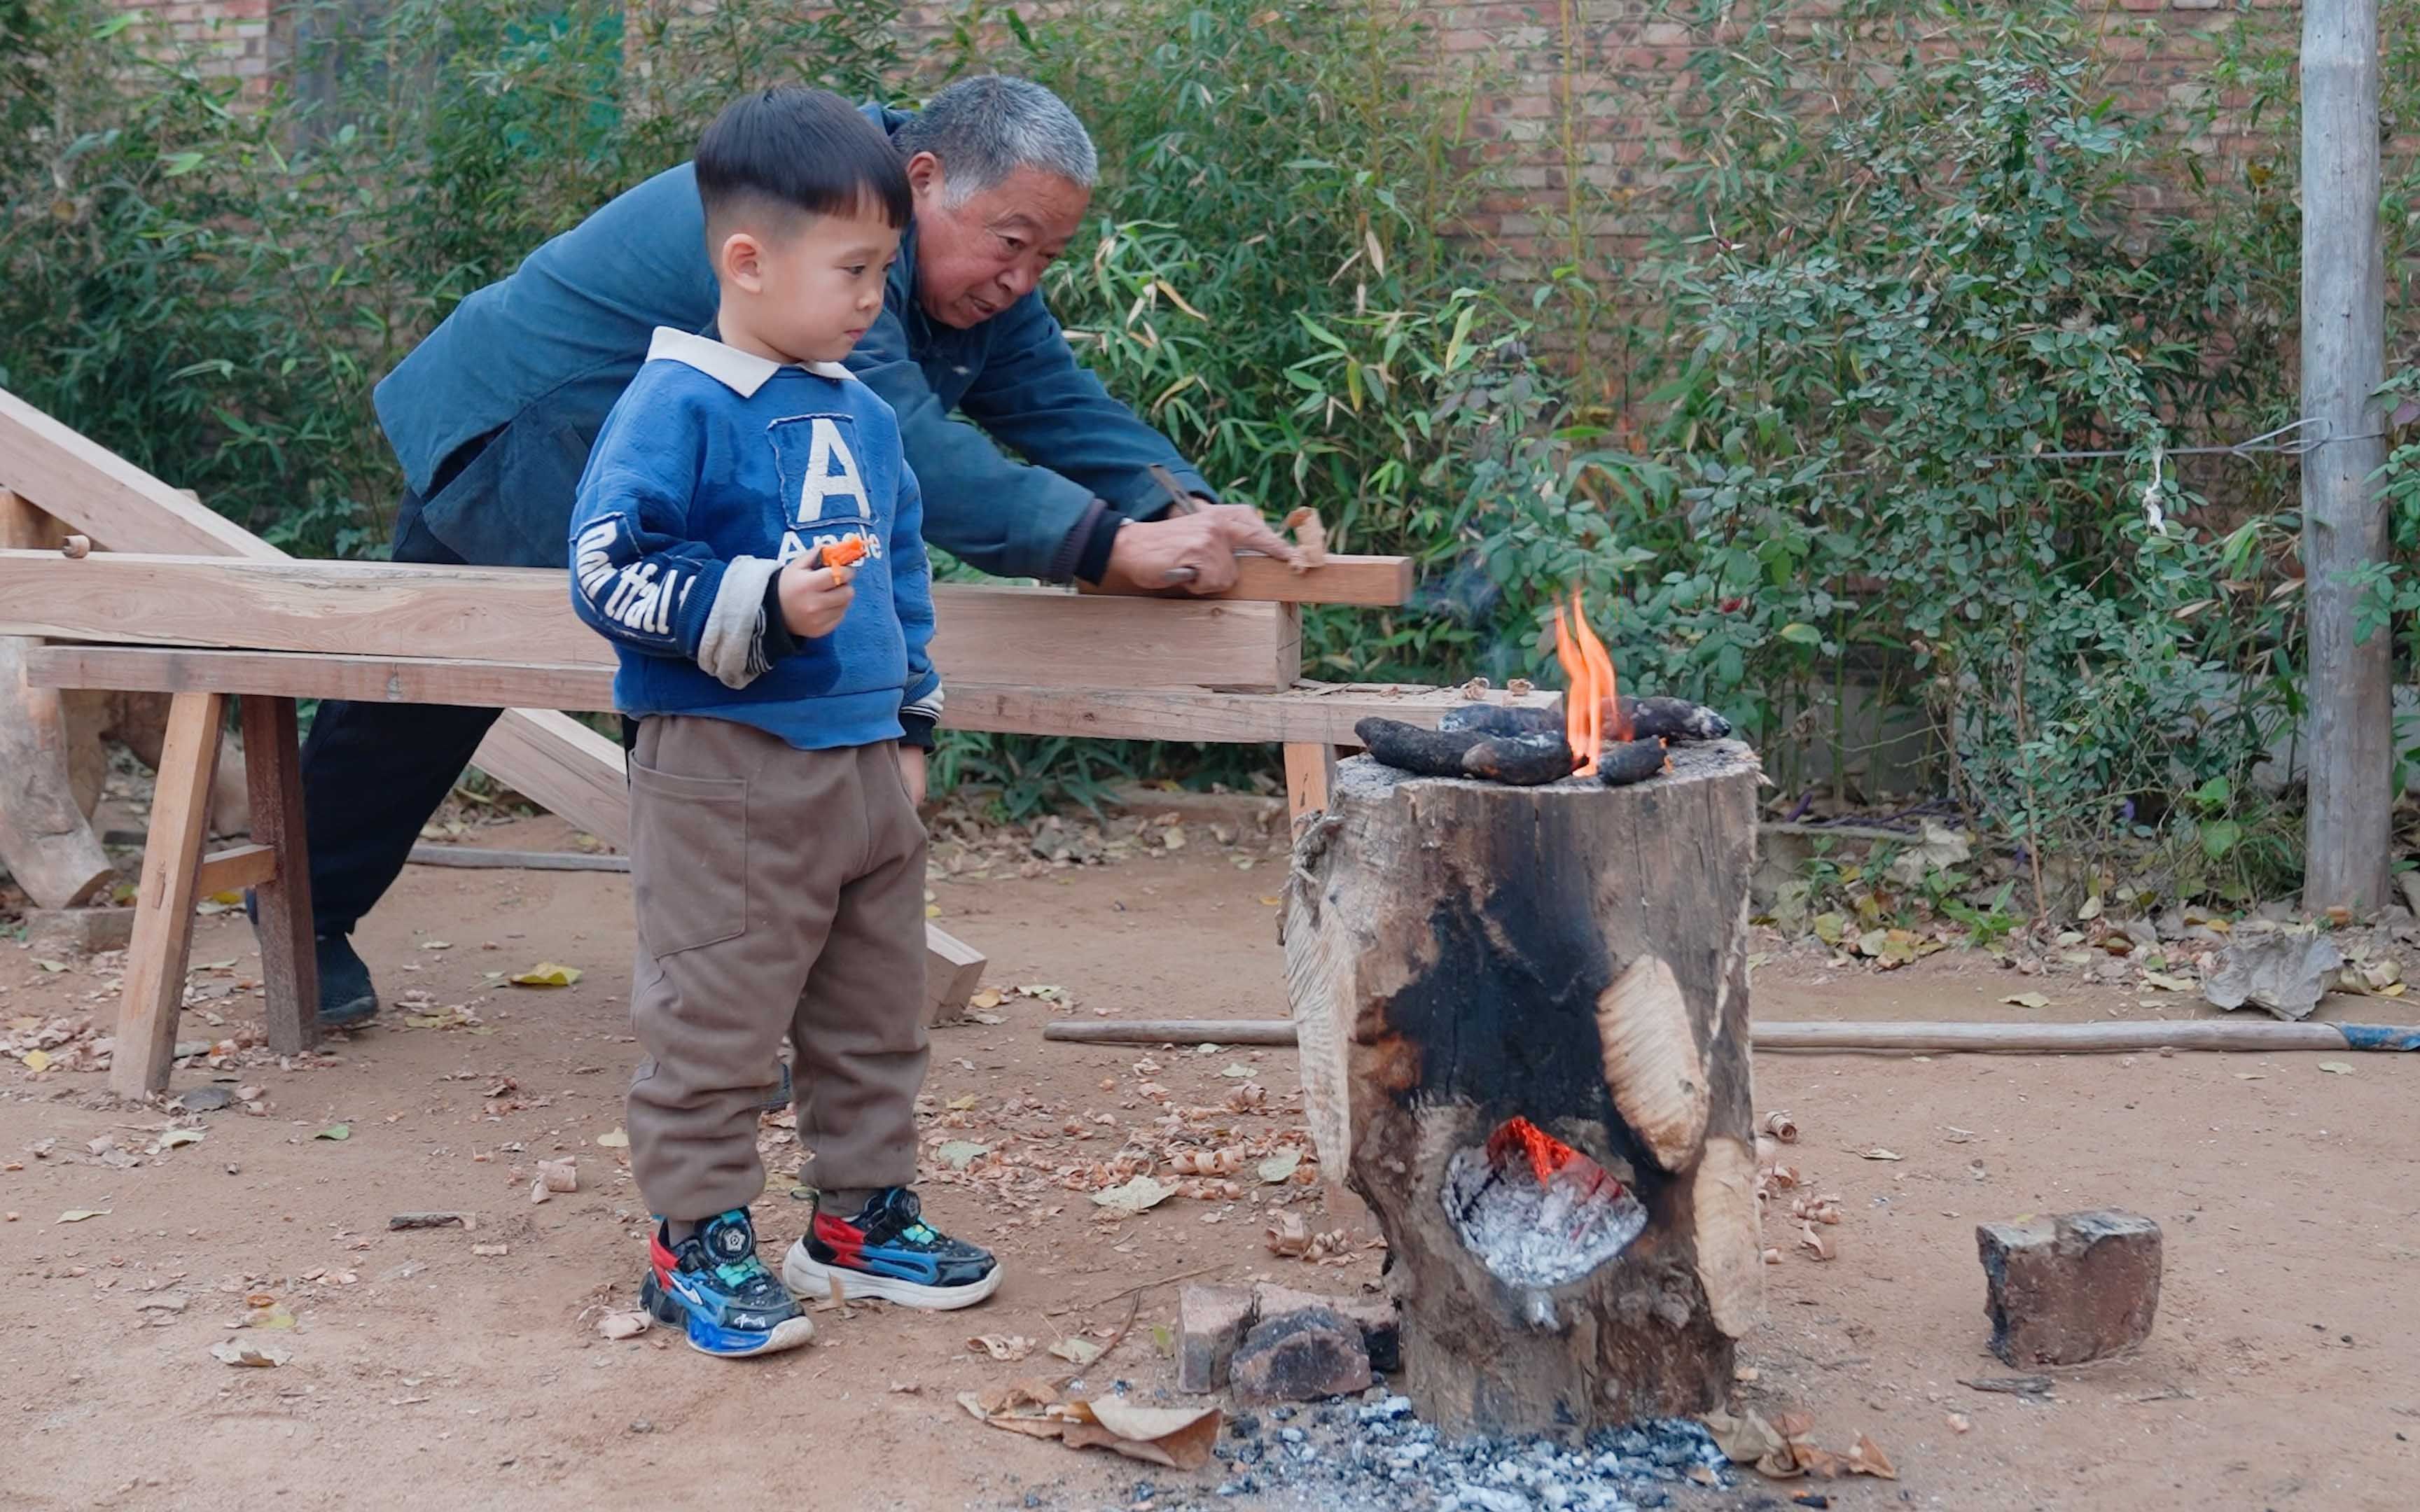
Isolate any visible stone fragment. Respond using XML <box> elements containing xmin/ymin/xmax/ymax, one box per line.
<box><xmin>1977</xmin><ymin>1209</ymin><xmax>2162</xmax><ymax>1366</ymax></box>
<box><xmin>25</xmin><ymin>907</ymin><xmax>134</xmax><ymax>959</ymax></box>
<box><xmin>1251</xmin><ymin>1282</ymin><xmax>1400</xmax><ymax>1373</ymax></box>
<box><xmin>1228</xmin><ymin>1306</ymin><xmax>1372</xmax><ymax>1404</ymax></box>
<box><xmin>1177</xmin><ymin>1283</ymin><xmax>1256</xmax><ymax>1393</ymax></box>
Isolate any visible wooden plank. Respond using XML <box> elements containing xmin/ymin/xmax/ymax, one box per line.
<box><xmin>2300</xmin><ymin>0</ymin><xmax>2393</xmax><ymax>911</ymax></box>
<box><xmin>111</xmin><ymin>691</ymin><xmax>225</xmax><ymax>1097</ymax></box>
<box><xmin>27</xmin><ymin>644</ymin><xmax>617</xmax><ymax>710</ymax></box>
<box><xmin>0</xmin><ymin>552</ymin><xmax>1299</xmax><ymax>692</ymax></box>
<box><xmin>1282</xmin><ymin>743</ymin><xmax>1338</xmax><ymax>825</ymax></box>
<box><xmin>25</xmin><ymin>645</ymin><xmax>1564</xmax><ymax>747</ymax></box>
<box><xmin>925</xmin><ymin>926</ymin><xmax>988</xmax><ymax>1027</ymax></box>
<box><xmin>0</xmin><ymin>391</ymin><xmax>279</xmax><ymax>560</ymax></box>
<box><xmin>473</xmin><ymin>709</ymin><xmax>630</xmax><ymax>850</ymax></box>
<box><xmin>0</xmin><ymin>491</ymin><xmax>115</xmax><ymax>906</ymax></box>
<box><xmin>1079</xmin><ymin>554</ymin><xmax>1413</xmax><ymax>606</ymax></box>
<box><xmin>239</xmin><ymin>696</ymin><xmax>318</xmax><ymax>1056</ymax></box>
<box><xmin>1218</xmin><ymin>554</ymin><xmax>1411</xmax><ymax>606</ymax></box>
<box><xmin>408</xmin><ymin>844</ymin><xmax>630</xmax><ymax>872</ymax></box>
<box><xmin>193</xmin><ymin>843</ymin><xmax>277</xmax><ymax>895</ymax></box>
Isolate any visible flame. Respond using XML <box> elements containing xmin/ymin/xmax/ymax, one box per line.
<box><xmin>1552</xmin><ymin>590</ymin><xmax>1629</xmax><ymax>776</ymax></box>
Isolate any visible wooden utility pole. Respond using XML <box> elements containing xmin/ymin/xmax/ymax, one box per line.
<box><xmin>2300</xmin><ymin>0</ymin><xmax>2391</xmax><ymax>912</ymax></box>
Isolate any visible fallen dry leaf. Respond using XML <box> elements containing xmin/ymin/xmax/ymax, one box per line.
<box><xmin>2318</xmin><ymin>1060</ymin><xmax>2355</xmax><ymax>1076</ymax></box>
<box><xmin>2002</xmin><ymin>992</ymin><xmax>2050</xmax><ymax>1010</ymax></box>
<box><xmin>594</xmin><ymin>1127</ymin><xmax>630</xmax><ymax>1149</ymax></box>
<box><xmin>969</xmin><ymin>1334</ymin><xmax>1036</xmax><ymax>1362</ymax></box>
<box><xmin>20</xmin><ymin>1049</ymin><xmax>51</xmax><ymax>1073</ymax></box>
<box><xmin>597</xmin><ymin>1310</ymin><xmax>652</xmax><ymax>1340</ymax></box>
<box><xmin>1703</xmin><ymin>1408</ymin><xmax>1788</xmax><ymax>1466</ymax></box>
<box><xmin>1256</xmin><ymin>1149</ymin><xmax>1302</xmax><ymax>1184</ymax></box>
<box><xmin>471</xmin><ymin>1242</ymin><xmax>509</xmax><ymax>1257</ymax></box>
<box><xmin>936</xmin><ymin>1140</ymin><xmax>989</xmax><ymax>1170</ymax></box>
<box><xmin>508</xmin><ymin>962</ymin><xmax>582</xmax><ymax>988</ymax></box>
<box><xmin>56</xmin><ymin>1209</ymin><xmax>108</xmax><ymax>1224</ymax></box>
<box><xmin>314</xmin><ymin>1124</ymin><xmax>350</xmax><ymax>1142</ymax></box>
<box><xmin>1857</xmin><ymin>1147</ymin><xmax>1903</xmax><ymax>1161</ymax></box>
<box><xmin>1090</xmin><ymin>1175</ymin><xmax>1173</xmax><ymax>1214</ymax></box>
<box><xmin>1048</xmin><ymin>1336</ymin><xmax>1104</xmax><ymax>1367</ymax></box>
<box><xmin>1064</xmin><ymin>1399</ymin><xmax>1224</xmax><ymax>1470</ymax></box>
<box><xmin>1847</xmin><ymin>1433</ymin><xmax>1898</xmax><ymax>1479</ymax></box>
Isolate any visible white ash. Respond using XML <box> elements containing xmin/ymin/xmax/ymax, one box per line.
<box><xmin>1440</xmin><ymin>1145</ymin><xmax>1646</xmax><ymax>1291</ymax></box>
<box><xmin>982</xmin><ymin>1392</ymin><xmax>1728</xmax><ymax>1512</ymax></box>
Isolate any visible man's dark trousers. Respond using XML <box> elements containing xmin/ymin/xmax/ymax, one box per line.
<box><xmin>297</xmin><ymin>491</ymin><xmax>506</xmax><ymax>937</ymax></box>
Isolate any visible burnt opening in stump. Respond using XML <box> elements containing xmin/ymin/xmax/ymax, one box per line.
<box><xmin>1444</xmin><ymin>1116</ymin><xmax>1647</xmax><ymax>1290</ymax></box>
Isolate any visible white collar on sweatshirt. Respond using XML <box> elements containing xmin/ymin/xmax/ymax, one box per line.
<box><xmin>646</xmin><ymin>326</ymin><xmax>854</xmax><ymax>398</ymax></box>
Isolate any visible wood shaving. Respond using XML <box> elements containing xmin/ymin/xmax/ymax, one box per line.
<box><xmin>1282</xmin><ymin>507</ymin><xmax>1327</xmax><ymax>572</ymax></box>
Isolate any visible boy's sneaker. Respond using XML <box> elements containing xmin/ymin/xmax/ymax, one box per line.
<box><xmin>640</xmin><ymin>1209</ymin><xmax>815</xmax><ymax>1358</ymax></box>
<box><xmin>781</xmin><ymin>1186</ymin><xmax>1001</xmax><ymax>1310</ymax></box>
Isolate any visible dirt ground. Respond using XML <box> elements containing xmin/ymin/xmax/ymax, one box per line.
<box><xmin>4</xmin><ymin>800</ymin><xmax>2417</xmax><ymax>1512</ymax></box>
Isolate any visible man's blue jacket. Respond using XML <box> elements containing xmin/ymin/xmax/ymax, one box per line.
<box><xmin>373</xmin><ymin>104</ymin><xmax>1210</xmax><ymax>579</ymax></box>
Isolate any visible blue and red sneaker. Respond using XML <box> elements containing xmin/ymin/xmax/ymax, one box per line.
<box><xmin>781</xmin><ymin>1187</ymin><xmax>1002</xmax><ymax>1310</ymax></box>
<box><xmin>639</xmin><ymin>1208</ymin><xmax>816</xmax><ymax>1358</ymax></box>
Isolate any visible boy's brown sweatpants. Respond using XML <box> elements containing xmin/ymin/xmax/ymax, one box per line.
<box><xmin>623</xmin><ymin>715</ymin><xmax>929</xmax><ymax>1222</ymax></box>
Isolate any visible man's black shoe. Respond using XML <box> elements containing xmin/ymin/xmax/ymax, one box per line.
<box><xmin>315</xmin><ymin>933</ymin><xmax>379</xmax><ymax>1028</ymax></box>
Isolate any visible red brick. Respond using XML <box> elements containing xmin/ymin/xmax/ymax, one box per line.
<box><xmin>1977</xmin><ymin>1210</ymin><xmax>2162</xmax><ymax>1367</ymax></box>
<box><xmin>1176</xmin><ymin>1284</ymin><xmax>1254</xmax><ymax>1394</ymax></box>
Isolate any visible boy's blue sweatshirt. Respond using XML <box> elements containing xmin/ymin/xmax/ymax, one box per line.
<box><xmin>566</xmin><ymin>328</ymin><xmax>942</xmax><ymax>750</ymax></box>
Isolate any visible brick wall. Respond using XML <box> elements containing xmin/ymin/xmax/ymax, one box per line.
<box><xmin>118</xmin><ymin>0</ymin><xmax>2305</xmax><ymax>261</ymax></box>
<box><xmin>113</xmin><ymin>0</ymin><xmax>286</xmax><ymax>91</ymax></box>
<box><xmin>1424</xmin><ymin>0</ymin><xmax>2300</xmax><ymax>275</ymax></box>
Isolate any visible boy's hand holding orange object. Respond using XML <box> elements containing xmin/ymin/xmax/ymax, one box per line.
<box><xmin>778</xmin><ymin>556</ymin><xmax>856</xmax><ymax>638</ymax></box>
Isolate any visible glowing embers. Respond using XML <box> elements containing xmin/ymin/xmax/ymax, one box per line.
<box><xmin>1442</xmin><ymin>1116</ymin><xmax>1646</xmax><ymax>1290</ymax></box>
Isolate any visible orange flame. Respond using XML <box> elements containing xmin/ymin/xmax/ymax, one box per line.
<box><xmin>1552</xmin><ymin>590</ymin><xmax>1629</xmax><ymax>776</ymax></box>
<box><xmin>1485</xmin><ymin>1116</ymin><xmax>1625</xmax><ymax>1200</ymax></box>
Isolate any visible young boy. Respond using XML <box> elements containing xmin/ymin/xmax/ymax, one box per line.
<box><xmin>568</xmin><ymin>88</ymin><xmax>999</xmax><ymax>1359</ymax></box>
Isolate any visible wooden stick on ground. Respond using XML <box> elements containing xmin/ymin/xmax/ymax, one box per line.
<box><xmin>1041</xmin><ymin>1018</ymin><xmax>2420</xmax><ymax>1054</ymax></box>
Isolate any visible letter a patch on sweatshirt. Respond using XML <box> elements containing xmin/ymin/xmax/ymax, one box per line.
<box><xmin>779</xmin><ymin>415</ymin><xmax>872</xmax><ymax>526</ymax></box>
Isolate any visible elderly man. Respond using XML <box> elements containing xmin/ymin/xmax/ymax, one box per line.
<box><xmin>295</xmin><ymin>76</ymin><xmax>1291</xmax><ymax>1026</ymax></box>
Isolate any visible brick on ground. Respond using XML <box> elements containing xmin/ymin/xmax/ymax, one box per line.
<box><xmin>1977</xmin><ymin>1210</ymin><xmax>2162</xmax><ymax>1366</ymax></box>
<box><xmin>1252</xmin><ymin>1282</ymin><xmax>1400</xmax><ymax>1373</ymax></box>
<box><xmin>1177</xmin><ymin>1284</ymin><xmax>1256</xmax><ymax>1394</ymax></box>
<box><xmin>1229</xmin><ymin>1306</ymin><xmax>1373</xmax><ymax>1405</ymax></box>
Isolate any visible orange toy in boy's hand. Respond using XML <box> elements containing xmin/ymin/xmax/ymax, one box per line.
<box><xmin>817</xmin><ymin>537</ymin><xmax>870</xmax><ymax>575</ymax></box>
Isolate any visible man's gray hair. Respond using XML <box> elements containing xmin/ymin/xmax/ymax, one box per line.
<box><xmin>893</xmin><ymin>76</ymin><xmax>1099</xmax><ymax>204</ymax></box>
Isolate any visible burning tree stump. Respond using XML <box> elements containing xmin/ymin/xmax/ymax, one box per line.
<box><xmin>1281</xmin><ymin>743</ymin><xmax>1762</xmax><ymax>1436</ymax></box>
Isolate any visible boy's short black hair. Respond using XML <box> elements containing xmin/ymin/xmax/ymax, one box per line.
<box><xmin>695</xmin><ymin>88</ymin><xmax>912</xmax><ymax>233</ymax></box>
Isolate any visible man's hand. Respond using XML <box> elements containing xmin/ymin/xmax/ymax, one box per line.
<box><xmin>1101</xmin><ymin>503</ymin><xmax>1301</xmax><ymax>595</ymax></box>
<box><xmin>896</xmin><ymin>743</ymin><xmax>928</xmax><ymax>808</ymax></box>
<box><xmin>777</xmin><ymin>559</ymin><xmax>856</xmax><ymax>638</ymax></box>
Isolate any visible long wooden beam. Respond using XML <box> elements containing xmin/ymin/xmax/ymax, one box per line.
<box><xmin>1038</xmin><ymin>1018</ymin><xmax>2414</xmax><ymax>1054</ymax></box>
<box><xmin>23</xmin><ymin>644</ymin><xmax>1562</xmax><ymax>748</ymax></box>
<box><xmin>0</xmin><ymin>551</ymin><xmax>1300</xmax><ymax>692</ymax></box>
